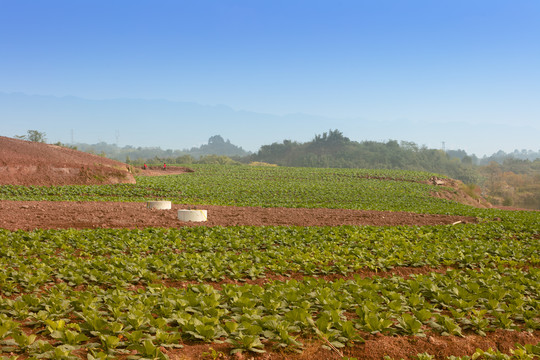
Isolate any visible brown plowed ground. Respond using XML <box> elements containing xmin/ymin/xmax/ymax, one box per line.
<box><xmin>0</xmin><ymin>200</ymin><xmax>477</xmax><ymax>231</ymax></box>
<box><xmin>0</xmin><ymin>136</ymin><xmax>135</xmax><ymax>185</ymax></box>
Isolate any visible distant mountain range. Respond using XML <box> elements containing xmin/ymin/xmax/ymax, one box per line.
<box><xmin>1</xmin><ymin>92</ymin><xmax>539</xmax><ymax>156</ymax></box>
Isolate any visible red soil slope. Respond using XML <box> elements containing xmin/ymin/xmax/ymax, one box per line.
<box><xmin>0</xmin><ymin>136</ymin><xmax>135</xmax><ymax>186</ymax></box>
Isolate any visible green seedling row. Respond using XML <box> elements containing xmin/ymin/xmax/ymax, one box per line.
<box><xmin>0</xmin><ymin>222</ymin><xmax>538</xmax><ymax>293</ymax></box>
<box><xmin>0</xmin><ymin>268</ymin><xmax>539</xmax><ymax>357</ymax></box>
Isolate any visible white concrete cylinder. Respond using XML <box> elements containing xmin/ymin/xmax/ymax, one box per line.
<box><xmin>178</xmin><ymin>209</ymin><xmax>208</xmax><ymax>222</ymax></box>
<box><xmin>146</xmin><ymin>201</ymin><xmax>172</xmax><ymax>210</ymax></box>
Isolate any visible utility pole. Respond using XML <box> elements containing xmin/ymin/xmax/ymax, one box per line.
<box><xmin>115</xmin><ymin>130</ymin><xmax>120</xmax><ymax>147</ymax></box>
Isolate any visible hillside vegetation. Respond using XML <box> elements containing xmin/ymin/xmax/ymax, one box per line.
<box><xmin>248</xmin><ymin>130</ymin><xmax>540</xmax><ymax>209</ymax></box>
<box><xmin>250</xmin><ymin>130</ymin><xmax>478</xmax><ymax>183</ymax></box>
<box><xmin>57</xmin><ymin>129</ymin><xmax>540</xmax><ymax>209</ymax></box>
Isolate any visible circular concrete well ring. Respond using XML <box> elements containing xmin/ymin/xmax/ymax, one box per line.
<box><xmin>178</xmin><ymin>209</ymin><xmax>208</xmax><ymax>222</ymax></box>
<box><xmin>147</xmin><ymin>201</ymin><xmax>172</xmax><ymax>210</ymax></box>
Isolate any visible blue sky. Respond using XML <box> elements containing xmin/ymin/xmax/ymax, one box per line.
<box><xmin>1</xmin><ymin>1</ymin><xmax>539</xmax><ymax>154</ymax></box>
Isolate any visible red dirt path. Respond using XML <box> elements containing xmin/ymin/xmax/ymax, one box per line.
<box><xmin>0</xmin><ymin>200</ymin><xmax>477</xmax><ymax>231</ymax></box>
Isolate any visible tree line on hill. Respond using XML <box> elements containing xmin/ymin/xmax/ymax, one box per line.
<box><xmin>13</xmin><ymin>129</ymin><xmax>540</xmax><ymax>209</ymax></box>
<box><xmin>251</xmin><ymin>130</ymin><xmax>480</xmax><ymax>183</ymax></box>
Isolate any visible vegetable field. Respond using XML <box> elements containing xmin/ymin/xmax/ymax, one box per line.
<box><xmin>1</xmin><ymin>166</ymin><xmax>467</xmax><ymax>214</ymax></box>
<box><xmin>0</xmin><ymin>165</ymin><xmax>539</xmax><ymax>359</ymax></box>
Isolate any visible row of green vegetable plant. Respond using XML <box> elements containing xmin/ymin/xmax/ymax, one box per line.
<box><xmin>1</xmin><ymin>268</ymin><xmax>539</xmax><ymax>356</ymax></box>
<box><xmin>0</xmin><ymin>221</ymin><xmax>539</xmax><ymax>357</ymax></box>
<box><xmin>0</xmin><ymin>222</ymin><xmax>538</xmax><ymax>294</ymax></box>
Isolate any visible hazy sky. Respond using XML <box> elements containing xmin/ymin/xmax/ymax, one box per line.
<box><xmin>1</xmin><ymin>1</ymin><xmax>539</xmax><ymax>154</ymax></box>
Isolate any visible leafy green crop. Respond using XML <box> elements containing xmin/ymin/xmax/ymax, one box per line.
<box><xmin>0</xmin><ymin>222</ymin><xmax>538</xmax><ymax>293</ymax></box>
<box><xmin>0</xmin><ymin>165</ymin><xmax>482</xmax><ymax>215</ymax></box>
<box><xmin>0</xmin><ymin>164</ymin><xmax>539</xmax><ymax>357</ymax></box>
<box><xmin>0</xmin><ymin>222</ymin><xmax>539</xmax><ymax>357</ymax></box>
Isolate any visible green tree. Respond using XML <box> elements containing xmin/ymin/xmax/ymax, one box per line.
<box><xmin>15</xmin><ymin>130</ymin><xmax>47</xmax><ymax>143</ymax></box>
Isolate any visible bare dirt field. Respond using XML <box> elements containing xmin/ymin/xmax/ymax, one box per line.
<box><xmin>0</xmin><ymin>200</ymin><xmax>477</xmax><ymax>231</ymax></box>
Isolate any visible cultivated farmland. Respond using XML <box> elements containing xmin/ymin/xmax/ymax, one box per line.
<box><xmin>0</xmin><ymin>154</ymin><xmax>539</xmax><ymax>359</ymax></box>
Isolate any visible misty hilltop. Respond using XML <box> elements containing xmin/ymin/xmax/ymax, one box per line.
<box><xmin>2</xmin><ymin>92</ymin><xmax>539</xmax><ymax>157</ymax></box>
<box><xmin>76</xmin><ymin>135</ymin><xmax>250</xmax><ymax>161</ymax></box>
